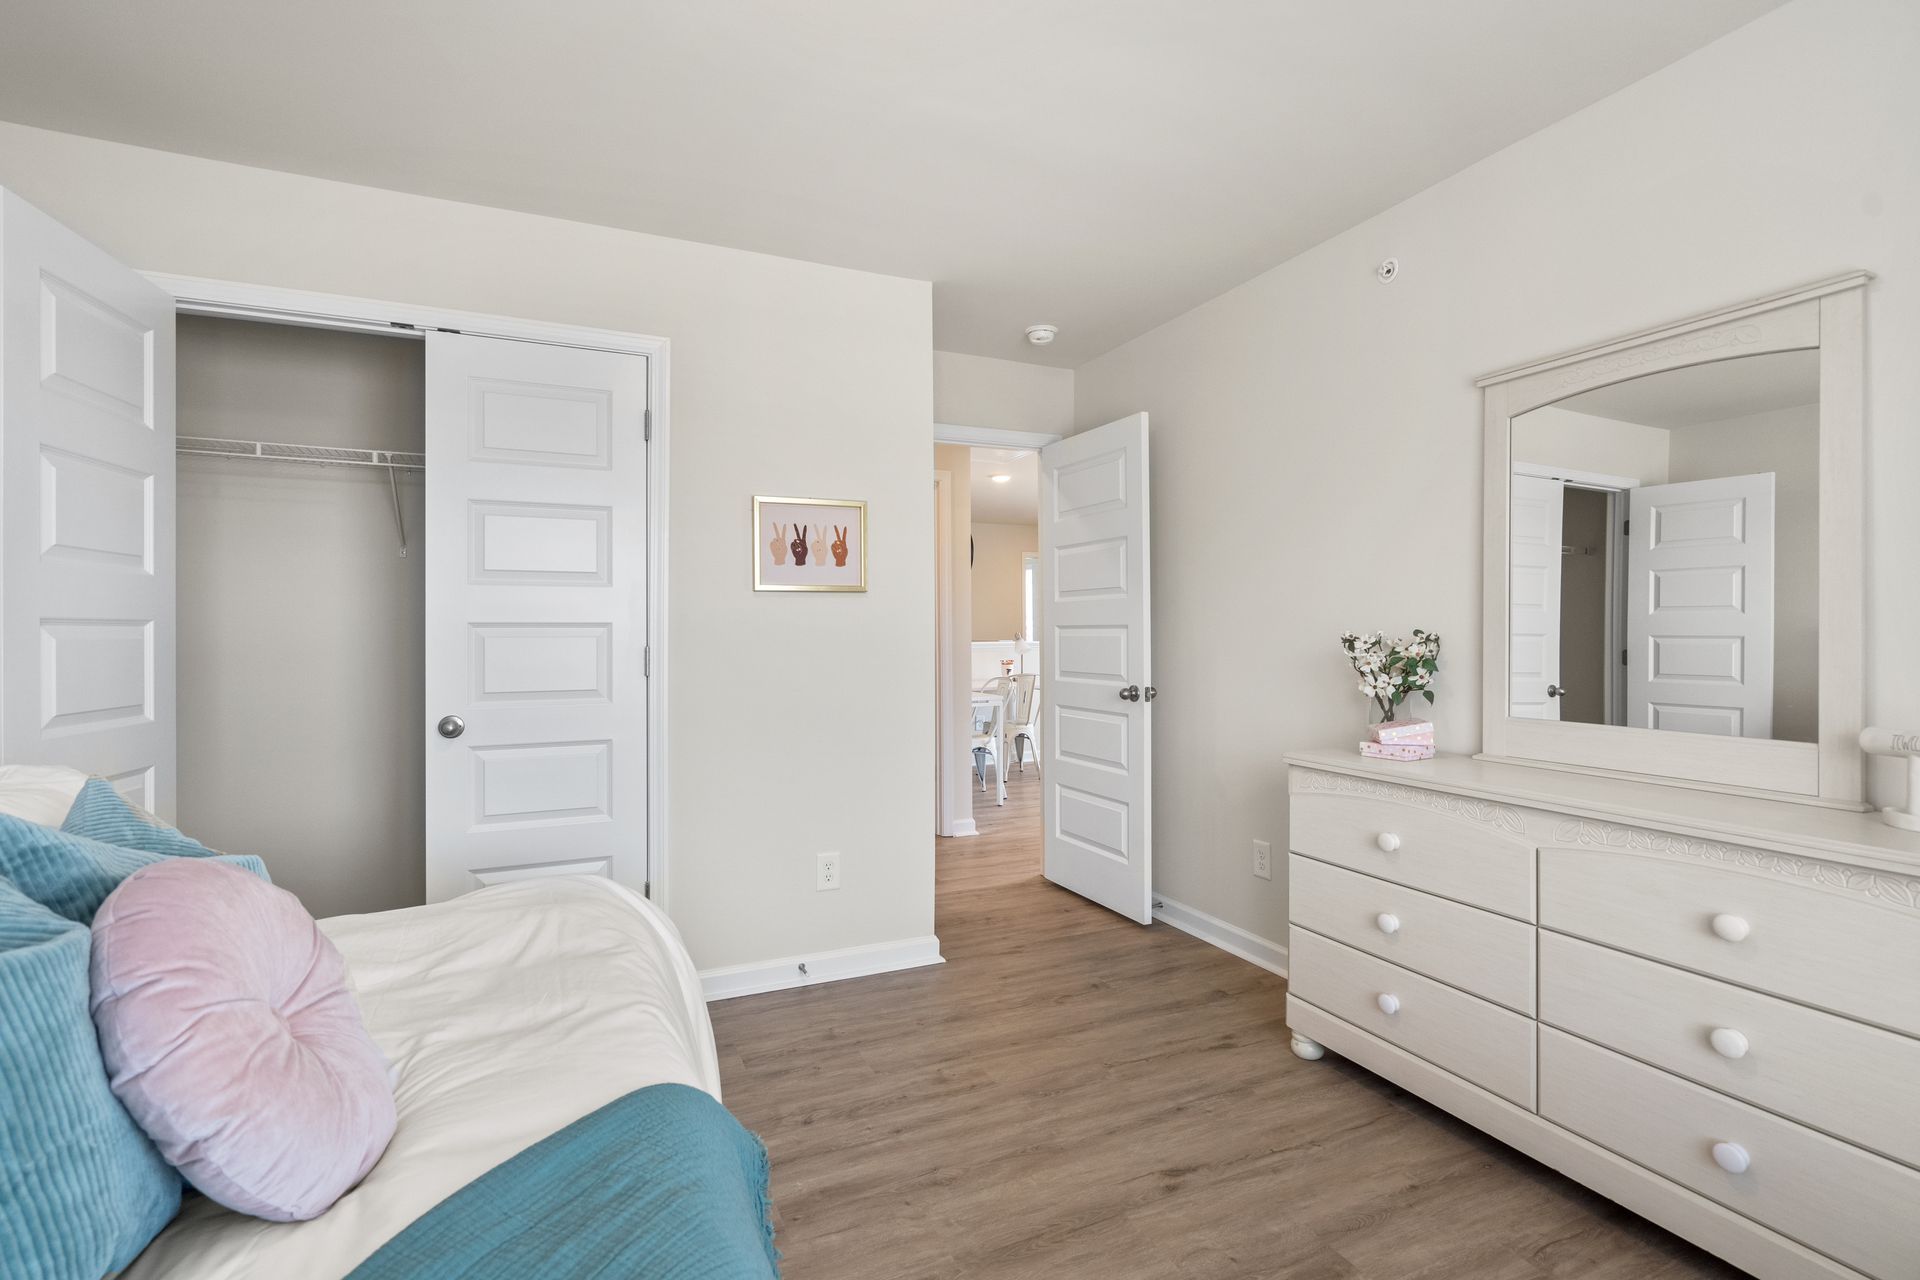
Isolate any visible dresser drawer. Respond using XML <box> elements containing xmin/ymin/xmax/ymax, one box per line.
<box><xmin>1540</xmin><ymin>933</ymin><xmax>1920</xmax><ymax>1169</ymax></box>
<box><xmin>1290</xmin><ymin>927</ymin><xmax>1534</xmax><ymax>1106</ymax></box>
<box><xmin>1290</xmin><ymin>855</ymin><xmax>1534</xmax><ymax>1013</ymax></box>
<box><xmin>1541</xmin><ymin>1029</ymin><xmax>1920</xmax><ymax>1279</ymax></box>
<box><xmin>1288</xmin><ymin>784</ymin><xmax>1535</xmax><ymax>918</ymax></box>
<box><xmin>1539</xmin><ymin>844</ymin><xmax>1920</xmax><ymax>1036</ymax></box>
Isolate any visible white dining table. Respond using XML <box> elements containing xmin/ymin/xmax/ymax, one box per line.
<box><xmin>970</xmin><ymin>689</ymin><xmax>1008</xmax><ymax>806</ymax></box>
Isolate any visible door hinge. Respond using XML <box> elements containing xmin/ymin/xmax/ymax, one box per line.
<box><xmin>643</xmin><ymin>645</ymin><xmax>651</xmax><ymax>678</ymax></box>
<box><xmin>643</xmin><ymin>880</ymin><xmax>652</xmax><ymax>898</ymax></box>
<box><xmin>644</xmin><ymin>408</ymin><xmax>652</xmax><ymax>442</ymax></box>
<box><xmin>1622</xmin><ymin>519</ymin><xmax>1630</xmax><ymax>536</ymax></box>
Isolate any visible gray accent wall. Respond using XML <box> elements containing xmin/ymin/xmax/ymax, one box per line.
<box><xmin>175</xmin><ymin>316</ymin><xmax>425</xmax><ymax>918</ymax></box>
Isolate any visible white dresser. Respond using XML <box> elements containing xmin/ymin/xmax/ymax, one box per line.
<box><xmin>1285</xmin><ymin>749</ymin><xmax>1920</xmax><ymax>1280</ymax></box>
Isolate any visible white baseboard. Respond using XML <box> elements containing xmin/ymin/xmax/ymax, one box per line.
<box><xmin>1152</xmin><ymin>894</ymin><xmax>1288</xmax><ymax>978</ymax></box>
<box><xmin>947</xmin><ymin>818</ymin><xmax>978</xmax><ymax>838</ymax></box>
<box><xmin>700</xmin><ymin>934</ymin><xmax>945</xmax><ymax>1002</ymax></box>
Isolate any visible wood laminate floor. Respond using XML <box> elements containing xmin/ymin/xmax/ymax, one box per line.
<box><xmin>709</xmin><ymin>767</ymin><xmax>1747</xmax><ymax>1279</ymax></box>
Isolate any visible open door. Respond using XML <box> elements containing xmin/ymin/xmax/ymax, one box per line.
<box><xmin>0</xmin><ymin>189</ymin><xmax>177</xmax><ymax>814</ymax></box>
<box><xmin>1038</xmin><ymin>412</ymin><xmax>1152</xmax><ymax>924</ymax></box>
<box><xmin>423</xmin><ymin>332</ymin><xmax>649</xmax><ymax>902</ymax></box>
<box><xmin>1626</xmin><ymin>472</ymin><xmax>1775</xmax><ymax>738</ymax></box>
<box><xmin>1508</xmin><ymin>472</ymin><xmax>1564</xmax><ymax>721</ymax></box>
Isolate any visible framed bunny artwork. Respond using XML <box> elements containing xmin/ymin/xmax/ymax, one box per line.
<box><xmin>752</xmin><ymin>495</ymin><xmax>867</xmax><ymax>592</ymax></box>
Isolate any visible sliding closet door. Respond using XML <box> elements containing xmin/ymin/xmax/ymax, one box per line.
<box><xmin>423</xmin><ymin>333</ymin><xmax>648</xmax><ymax>903</ymax></box>
<box><xmin>0</xmin><ymin>188</ymin><xmax>177</xmax><ymax>815</ymax></box>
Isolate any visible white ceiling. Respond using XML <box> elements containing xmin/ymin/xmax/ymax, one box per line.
<box><xmin>1556</xmin><ymin>349</ymin><xmax>1820</xmax><ymax>429</ymax></box>
<box><xmin>969</xmin><ymin>448</ymin><xmax>1039</xmax><ymax>524</ymax></box>
<box><xmin>0</xmin><ymin>1</ymin><xmax>1785</xmax><ymax>366</ymax></box>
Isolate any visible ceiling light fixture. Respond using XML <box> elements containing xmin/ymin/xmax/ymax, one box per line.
<box><xmin>990</xmin><ymin>473</ymin><xmax>1013</xmax><ymax>484</ymax></box>
<box><xmin>1025</xmin><ymin>324</ymin><xmax>1058</xmax><ymax>346</ymax></box>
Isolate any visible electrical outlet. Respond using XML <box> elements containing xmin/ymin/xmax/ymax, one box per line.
<box><xmin>816</xmin><ymin>851</ymin><xmax>842</xmax><ymax>892</ymax></box>
<box><xmin>1252</xmin><ymin>839</ymin><xmax>1272</xmax><ymax>881</ymax></box>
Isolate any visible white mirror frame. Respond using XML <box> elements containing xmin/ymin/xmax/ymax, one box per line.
<box><xmin>1478</xmin><ymin>272</ymin><xmax>1870</xmax><ymax>809</ymax></box>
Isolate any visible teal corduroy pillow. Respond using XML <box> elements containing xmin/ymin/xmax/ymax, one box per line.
<box><xmin>61</xmin><ymin>778</ymin><xmax>233</xmax><ymax>862</ymax></box>
<box><xmin>0</xmin><ymin>876</ymin><xmax>181</xmax><ymax>1277</ymax></box>
<box><xmin>0</xmin><ymin>811</ymin><xmax>268</xmax><ymax>926</ymax></box>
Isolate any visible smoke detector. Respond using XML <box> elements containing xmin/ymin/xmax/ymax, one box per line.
<box><xmin>1025</xmin><ymin>324</ymin><xmax>1058</xmax><ymax>346</ymax></box>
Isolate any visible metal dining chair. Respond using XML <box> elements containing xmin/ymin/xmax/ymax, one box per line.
<box><xmin>1006</xmin><ymin>674</ymin><xmax>1040</xmax><ymax>773</ymax></box>
<box><xmin>971</xmin><ymin>676</ymin><xmax>1013</xmax><ymax>802</ymax></box>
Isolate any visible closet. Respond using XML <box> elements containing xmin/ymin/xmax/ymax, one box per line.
<box><xmin>175</xmin><ymin>317</ymin><xmax>426</xmax><ymax>917</ymax></box>
<box><xmin>1</xmin><ymin>186</ymin><xmax>658</xmax><ymax>922</ymax></box>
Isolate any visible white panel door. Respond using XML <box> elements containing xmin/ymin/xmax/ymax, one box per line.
<box><xmin>0</xmin><ymin>188</ymin><xmax>176</xmax><ymax>814</ymax></box>
<box><xmin>424</xmin><ymin>333</ymin><xmax>647</xmax><ymax>902</ymax></box>
<box><xmin>1039</xmin><ymin>413</ymin><xmax>1152</xmax><ymax>924</ymax></box>
<box><xmin>1627</xmin><ymin>473</ymin><xmax>1775</xmax><ymax>738</ymax></box>
<box><xmin>1508</xmin><ymin>472</ymin><xmax>1564</xmax><ymax>721</ymax></box>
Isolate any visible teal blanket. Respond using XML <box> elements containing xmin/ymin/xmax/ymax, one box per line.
<box><xmin>348</xmin><ymin>1085</ymin><xmax>778</xmax><ymax>1279</ymax></box>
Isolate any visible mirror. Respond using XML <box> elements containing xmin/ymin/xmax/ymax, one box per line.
<box><xmin>1509</xmin><ymin>350</ymin><xmax>1819</xmax><ymax>743</ymax></box>
<box><xmin>1481</xmin><ymin>274</ymin><xmax>1867</xmax><ymax>805</ymax></box>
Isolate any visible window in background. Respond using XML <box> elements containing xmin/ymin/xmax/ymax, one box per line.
<box><xmin>1022</xmin><ymin>552</ymin><xmax>1039</xmax><ymax>641</ymax></box>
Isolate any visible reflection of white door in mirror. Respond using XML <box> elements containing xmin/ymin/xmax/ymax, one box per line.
<box><xmin>1626</xmin><ymin>473</ymin><xmax>1775</xmax><ymax>739</ymax></box>
<box><xmin>1479</xmin><ymin>271</ymin><xmax>1867</xmax><ymax>805</ymax></box>
<box><xmin>1510</xmin><ymin>353</ymin><xmax>1811</xmax><ymax>744</ymax></box>
<box><xmin>1508</xmin><ymin>473</ymin><xmax>1563</xmax><ymax>720</ymax></box>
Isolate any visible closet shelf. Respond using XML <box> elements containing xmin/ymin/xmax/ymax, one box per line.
<box><xmin>176</xmin><ymin>435</ymin><xmax>424</xmax><ymax>470</ymax></box>
<box><xmin>176</xmin><ymin>435</ymin><xmax>422</xmax><ymax>557</ymax></box>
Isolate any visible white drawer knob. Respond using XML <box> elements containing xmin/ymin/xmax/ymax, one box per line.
<box><xmin>1711</xmin><ymin>913</ymin><xmax>1751</xmax><ymax>943</ymax></box>
<box><xmin>1711</xmin><ymin>1141</ymin><xmax>1751</xmax><ymax>1175</ymax></box>
<box><xmin>1376</xmin><ymin>832</ymin><xmax>1402</xmax><ymax>853</ymax></box>
<box><xmin>1709</xmin><ymin>1027</ymin><xmax>1750</xmax><ymax>1060</ymax></box>
<box><xmin>1375</xmin><ymin>912</ymin><xmax>1401</xmax><ymax>935</ymax></box>
<box><xmin>1376</xmin><ymin>993</ymin><xmax>1401</xmax><ymax>1016</ymax></box>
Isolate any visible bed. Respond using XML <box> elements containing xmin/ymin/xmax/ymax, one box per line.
<box><xmin>120</xmin><ymin>874</ymin><xmax>747</xmax><ymax>1279</ymax></box>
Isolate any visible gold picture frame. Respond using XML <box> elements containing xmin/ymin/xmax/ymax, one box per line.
<box><xmin>752</xmin><ymin>495</ymin><xmax>868</xmax><ymax>592</ymax></box>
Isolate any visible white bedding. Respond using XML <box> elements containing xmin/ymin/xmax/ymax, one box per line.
<box><xmin>123</xmin><ymin>876</ymin><xmax>720</xmax><ymax>1280</ymax></box>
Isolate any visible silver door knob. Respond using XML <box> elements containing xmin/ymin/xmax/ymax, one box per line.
<box><xmin>1143</xmin><ymin>686</ymin><xmax>1157</xmax><ymax>702</ymax></box>
<box><xmin>1119</xmin><ymin>685</ymin><xmax>1141</xmax><ymax>702</ymax></box>
<box><xmin>436</xmin><ymin>715</ymin><xmax>466</xmax><ymax>739</ymax></box>
<box><xmin>1547</xmin><ymin>684</ymin><xmax>1568</xmax><ymax>698</ymax></box>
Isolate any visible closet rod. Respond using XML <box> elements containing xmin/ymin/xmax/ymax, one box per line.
<box><xmin>176</xmin><ymin>435</ymin><xmax>423</xmax><ymax>556</ymax></box>
<box><xmin>175</xmin><ymin>435</ymin><xmax>424</xmax><ymax>470</ymax></box>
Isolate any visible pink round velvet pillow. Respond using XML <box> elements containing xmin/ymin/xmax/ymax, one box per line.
<box><xmin>90</xmin><ymin>858</ymin><xmax>396</xmax><ymax>1221</ymax></box>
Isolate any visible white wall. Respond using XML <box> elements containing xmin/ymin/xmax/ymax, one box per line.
<box><xmin>0</xmin><ymin>121</ymin><xmax>935</xmax><ymax>972</ymax></box>
<box><xmin>934</xmin><ymin>350</ymin><xmax>1074</xmax><ymax>434</ymax></box>
<box><xmin>176</xmin><ymin>317</ymin><xmax>426</xmax><ymax>918</ymax></box>
<box><xmin>1512</xmin><ymin>405</ymin><xmax>1670</xmax><ymax>484</ymax></box>
<box><xmin>971</xmin><ymin>521</ymin><xmax>1037</xmax><ymax>641</ymax></box>
<box><xmin>1073</xmin><ymin>0</ymin><xmax>1920</xmax><ymax>954</ymax></box>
